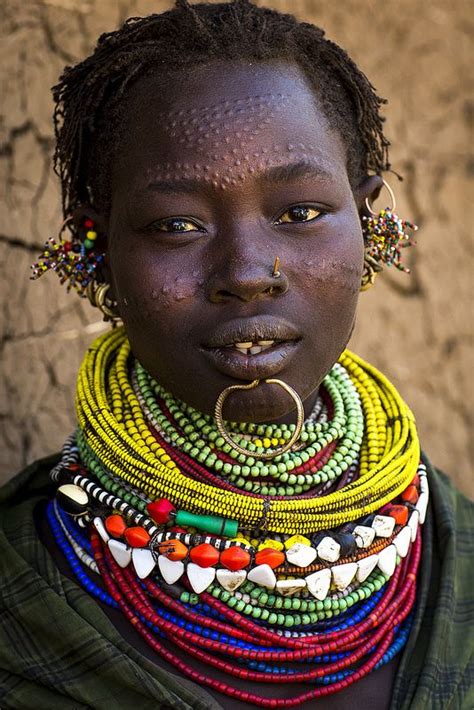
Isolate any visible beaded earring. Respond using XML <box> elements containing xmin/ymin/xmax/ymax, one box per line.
<box><xmin>360</xmin><ymin>180</ymin><xmax>418</xmax><ymax>291</ymax></box>
<box><xmin>30</xmin><ymin>215</ymin><xmax>105</xmax><ymax>297</ymax></box>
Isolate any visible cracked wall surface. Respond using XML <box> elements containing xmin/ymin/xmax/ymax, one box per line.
<box><xmin>1</xmin><ymin>0</ymin><xmax>472</xmax><ymax>497</ymax></box>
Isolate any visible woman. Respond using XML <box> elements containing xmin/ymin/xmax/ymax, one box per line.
<box><xmin>0</xmin><ymin>2</ymin><xmax>471</xmax><ymax>708</ymax></box>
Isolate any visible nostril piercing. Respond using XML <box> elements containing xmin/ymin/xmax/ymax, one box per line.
<box><xmin>272</xmin><ymin>256</ymin><xmax>281</xmax><ymax>278</ymax></box>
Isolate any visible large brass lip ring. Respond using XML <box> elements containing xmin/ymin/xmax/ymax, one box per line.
<box><xmin>214</xmin><ymin>378</ymin><xmax>304</xmax><ymax>460</ymax></box>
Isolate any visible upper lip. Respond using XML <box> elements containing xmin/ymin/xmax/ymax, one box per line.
<box><xmin>202</xmin><ymin>316</ymin><xmax>301</xmax><ymax>348</ymax></box>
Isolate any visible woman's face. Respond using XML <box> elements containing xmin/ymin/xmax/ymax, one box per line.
<box><xmin>106</xmin><ymin>61</ymin><xmax>375</xmax><ymax>422</ymax></box>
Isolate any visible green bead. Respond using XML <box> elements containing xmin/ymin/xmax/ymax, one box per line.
<box><xmin>175</xmin><ymin>510</ymin><xmax>238</xmax><ymax>537</ymax></box>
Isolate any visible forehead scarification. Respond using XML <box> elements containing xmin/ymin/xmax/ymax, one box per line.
<box><xmin>143</xmin><ymin>144</ymin><xmax>335</xmax><ymax>191</ymax></box>
<box><xmin>158</xmin><ymin>92</ymin><xmax>291</xmax><ymax>152</ymax></box>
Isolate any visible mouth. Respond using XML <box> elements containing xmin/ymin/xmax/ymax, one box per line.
<box><xmin>201</xmin><ymin>317</ymin><xmax>301</xmax><ymax>380</ymax></box>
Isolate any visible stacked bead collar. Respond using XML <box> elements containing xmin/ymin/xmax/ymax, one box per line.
<box><xmin>48</xmin><ymin>328</ymin><xmax>428</xmax><ymax>706</ymax></box>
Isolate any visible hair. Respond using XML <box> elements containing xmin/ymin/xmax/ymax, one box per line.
<box><xmin>52</xmin><ymin>0</ymin><xmax>391</xmax><ymax>217</ymax></box>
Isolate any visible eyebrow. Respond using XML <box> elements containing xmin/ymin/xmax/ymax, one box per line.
<box><xmin>144</xmin><ymin>160</ymin><xmax>334</xmax><ymax>194</ymax></box>
<box><xmin>260</xmin><ymin>160</ymin><xmax>333</xmax><ymax>184</ymax></box>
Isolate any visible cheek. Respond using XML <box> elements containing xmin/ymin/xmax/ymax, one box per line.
<box><xmin>297</xmin><ymin>220</ymin><xmax>364</xmax><ymax>300</ymax></box>
<box><xmin>302</xmin><ymin>256</ymin><xmax>363</xmax><ymax>295</ymax></box>
<box><xmin>109</xmin><ymin>246</ymin><xmax>205</xmax><ymax>326</ymax></box>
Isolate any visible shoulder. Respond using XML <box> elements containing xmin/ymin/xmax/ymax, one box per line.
<box><xmin>393</xmin><ymin>454</ymin><xmax>473</xmax><ymax>710</ymax></box>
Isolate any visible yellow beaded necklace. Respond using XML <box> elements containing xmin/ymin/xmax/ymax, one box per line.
<box><xmin>75</xmin><ymin>328</ymin><xmax>420</xmax><ymax>534</ymax></box>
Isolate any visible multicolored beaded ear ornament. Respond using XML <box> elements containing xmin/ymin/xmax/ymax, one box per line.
<box><xmin>360</xmin><ymin>180</ymin><xmax>418</xmax><ymax>291</ymax></box>
<box><xmin>30</xmin><ymin>215</ymin><xmax>104</xmax><ymax>296</ymax></box>
<box><xmin>30</xmin><ymin>215</ymin><xmax>120</xmax><ymax>323</ymax></box>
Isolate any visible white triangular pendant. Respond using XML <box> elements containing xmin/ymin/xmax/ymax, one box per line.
<box><xmin>416</xmin><ymin>492</ymin><xmax>429</xmax><ymax>524</ymax></box>
<box><xmin>132</xmin><ymin>548</ymin><xmax>156</xmax><ymax>579</ymax></box>
<box><xmin>408</xmin><ymin>510</ymin><xmax>420</xmax><ymax>542</ymax></box>
<box><xmin>331</xmin><ymin>562</ymin><xmax>358</xmax><ymax>591</ymax></box>
<box><xmin>158</xmin><ymin>555</ymin><xmax>185</xmax><ymax>584</ymax></box>
<box><xmin>247</xmin><ymin>564</ymin><xmax>277</xmax><ymax>589</ymax></box>
<box><xmin>305</xmin><ymin>568</ymin><xmax>331</xmax><ymax>600</ymax></box>
<box><xmin>108</xmin><ymin>539</ymin><xmax>131</xmax><ymax>568</ymax></box>
<box><xmin>356</xmin><ymin>553</ymin><xmax>379</xmax><ymax>583</ymax></box>
<box><xmin>275</xmin><ymin>579</ymin><xmax>306</xmax><ymax>596</ymax></box>
<box><xmin>393</xmin><ymin>526</ymin><xmax>411</xmax><ymax>559</ymax></box>
<box><xmin>186</xmin><ymin>563</ymin><xmax>216</xmax><ymax>594</ymax></box>
<box><xmin>285</xmin><ymin>543</ymin><xmax>317</xmax><ymax>568</ymax></box>
<box><xmin>377</xmin><ymin>544</ymin><xmax>397</xmax><ymax>576</ymax></box>
<box><xmin>216</xmin><ymin>568</ymin><xmax>247</xmax><ymax>592</ymax></box>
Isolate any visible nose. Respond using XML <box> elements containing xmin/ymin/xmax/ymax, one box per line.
<box><xmin>206</xmin><ymin>229</ymin><xmax>289</xmax><ymax>303</ymax></box>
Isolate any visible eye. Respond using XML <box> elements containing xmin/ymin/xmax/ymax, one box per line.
<box><xmin>276</xmin><ymin>205</ymin><xmax>323</xmax><ymax>225</ymax></box>
<box><xmin>149</xmin><ymin>217</ymin><xmax>202</xmax><ymax>233</ymax></box>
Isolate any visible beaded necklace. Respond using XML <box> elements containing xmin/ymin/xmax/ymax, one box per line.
<box><xmin>49</xmin><ymin>327</ymin><xmax>429</xmax><ymax>706</ymax></box>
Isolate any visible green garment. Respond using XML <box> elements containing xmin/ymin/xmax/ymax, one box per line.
<box><xmin>0</xmin><ymin>454</ymin><xmax>472</xmax><ymax>709</ymax></box>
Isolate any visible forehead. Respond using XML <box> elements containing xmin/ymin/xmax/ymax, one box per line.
<box><xmin>114</xmin><ymin>61</ymin><xmax>347</xmax><ymax>191</ymax></box>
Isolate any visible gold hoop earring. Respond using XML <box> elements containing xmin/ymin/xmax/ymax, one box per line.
<box><xmin>214</xmin><ymin>379</ymin><xmax>304</xmax><ymax>460</ymax></box>
<box><xmin>364</xmin><ymin>178</ymin><xmax>396</xmax><ymax>215</ymax></box>
<box><xmin>86</xmin><ymin>281</ymin><xmax>120</xmax><ymax>323</ymax></box>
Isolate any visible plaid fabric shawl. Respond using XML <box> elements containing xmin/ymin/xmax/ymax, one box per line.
<box><xmin>0</xmin><ymin>454</ymin><xmax>472</xmax><ymax>710</ymax></box>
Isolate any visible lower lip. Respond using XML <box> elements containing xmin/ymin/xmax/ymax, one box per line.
<box><xmin>201</xmin><ymin>341</ymin><xmax>299</xmax><ymax>380</ymax></box>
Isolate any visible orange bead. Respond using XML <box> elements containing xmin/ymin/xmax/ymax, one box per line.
<box><xmin>158</xmin><ymin>539</ymin><xmax>188</xmax><ymax>561</ymax></box>
<box><xmin>411</xmin><ymin>473</ymin><xmax>420</xmax><ymax>488</ymax></box>
<box><xmin>124</xmin><ymin>526</ymin><xmax>151</xmax><ymax>548</ymax></box>
<box><xmin>220</xmin><ymin>546</ymin><xmax>251</xmax><ymax>571</ymax></box>
<box><xmin>189</xmin><ymin>543</ymin><xmax>220</xmax><ymax>568</ymax></box>
<box><xmin>388</xmin><ymin>504</ymin><xmax>408</xmax><ymax>526</ymax></box>
<box><xmin>255</xmin><ymin>548</ymin><xmax>286</xmax><ymax>569</ymax></box>
<box><xmin>401</xmin><ymin>485</ymin><xmax>419</xmax><ymax>505</ymax></box>
<box><xmin>105</xmin><ymin>514</ymin><xmax>127</xmax><ymax>538</ymax></box>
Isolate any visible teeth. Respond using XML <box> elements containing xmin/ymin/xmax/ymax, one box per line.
<box><xmin>226</xmin><ymin>340</ymin><xmax>277</xmax><ymax>355</ymax></box>
<box><xmin>234</xmin><ymin>342</ymin><xmax>253</xmax><ymax>349</ymax></box>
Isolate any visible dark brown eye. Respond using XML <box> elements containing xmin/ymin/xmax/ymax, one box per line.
<box><xmin>157</xmin><ymin>218</ymin><xmax>199</xmax><ymax>233</ymax></box>
<box><xmin>277</xmin><ymin>206</ymin><xmax>322</xmax><ymax>224</ymax></box>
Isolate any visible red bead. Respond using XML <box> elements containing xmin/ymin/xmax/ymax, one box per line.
<box><xmin>158</xmin><ymin>539</ymin><xmax>188</xmax><ymax>561</ymax></box>
<box><xmin>220</xmin><ymin>546</ymin><xmax>251</xmax><ymax>571</ymax></box>
<box><xmin>411</xmin><ymin>473</ymin><xmax>420</xmax><ymax>487</ymax></box>
<box><xmin>189</xmin><ymin>543</ymin><xmax>219</xmax><ymax>568</ymax></box>
<box><xmin>124</xmin><ymin>526</ymin><xmax>151</xmax><ymax>548</ymax></box>
<box><xmin>147</xmin><ymin>498</ymin><xmax>176</xmax><ymax>524</ymax></box>
<box><xmin>105</xmin><ymin>514</ymin><xmax>127</xmax><ymax>538</ymax></box>
<box><xmin>255</xmin><ymin>548</ymin><xmax>286</xmax><ymax>569</ymax></box>
<box><xmin>169</xmin><ymin>526</ymin><xmax>187</xmax><ymax>534</ymax></box>
<box><xmin>401</xmin><ymin>485</ymin><xmax>419</xmax><ymax>504</ymax></box>
<box><xmin>388</xmin><ymin>504</ymin><xmax>408</xmax><ymax>525</ymax></box>
<box><xmin>84</xmin><ymin>218</ymin><xmax>94</xmax><ymax>228</ymax></box>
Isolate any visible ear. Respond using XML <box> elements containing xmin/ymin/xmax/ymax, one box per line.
<box><xmin>353</xmin><ymin>174</ymin><xmax>384</xmax><ymax>215</ymax></box>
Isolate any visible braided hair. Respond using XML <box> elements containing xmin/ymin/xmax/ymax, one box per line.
<box><xmin>53</xmin><ymin>0</ymin><xmax>390</xmax><ymax>217</ymax></box>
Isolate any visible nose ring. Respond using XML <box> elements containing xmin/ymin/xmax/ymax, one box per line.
<box><xmin>272</xmin><ymin>256</ymin><xmax>281</xmax><ymax>278</ymax></box>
